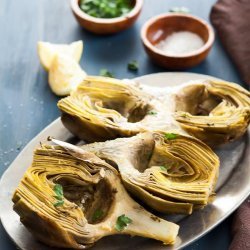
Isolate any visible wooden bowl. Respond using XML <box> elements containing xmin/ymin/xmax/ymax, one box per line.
<box><xmin>71</xmin><ymin>0</ymin><xmax>143</xmax><ymax>35</ymax></box>
<box><xmin>141</xmin><ymin>13</ymin><xmax>215</xmax><ymax>69</ymax></box>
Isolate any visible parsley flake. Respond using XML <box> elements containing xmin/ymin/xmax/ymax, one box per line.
<box><xmin>147</xmin><ymin>110</ymin><xmax>157</xmax><ymax>115</ymax></box>
<box><xmin>165</xmin><ymin>133</ymin><xmax>178</xmax><ymax>140</ymax></box>
<box><xmin>16</xmin><ymin>142</ymin><xmax>23</xmax><ymax>151</ymax></box>
<box><xmin>92</xmin><ymin>209</ymin><xmax>104</xmax><ymax>222</ymax></box>
<box><xmin>53</xmin><ymin>184</ymin><xmax>64</xmax><ymax>207</ymax></box>
<box><xmin>53</xmin><ymin>184</ymin><xmax>64</xmax><ymax>200</ymax></box>
<box><xmin>128</xmin><ymin>60</ymin><xmax>139</xmax><ymax>71</ymax></box>
<box><xmin>160</xmin><ymin>166</ymin><xmax>169</xmax><ymax>171</ymax></box>
<box><xmin>99</xmin><ymin>69</ymin><xmax>115</xmax><ymax>78</ymax></box>
<box><xmin>53</xmin><ymin>200</ymin><xmax>64</xmax><ymax>207</ymax></box>
<box><xmin>169</xmin><ymin>7</ymin><xmax>190</xmax><ymax>13</ymax></box>
<box><xmin>115</xmin><ymin>214</ymin><xmax>132</xmax><ymax>231</ymax></box>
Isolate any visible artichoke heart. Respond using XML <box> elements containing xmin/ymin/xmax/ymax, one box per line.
<box><xmin>12</xmin><ymin>143</ymin><xmax>179</xmax><ymax>249</ymax></box>
<box><xmin>58</xmin><ymin>76</ymin><xmax>180</xmax><ymax>142</ymax></box>
<box><xmin>174</xmin><ymin>80</ymin><xmax>250</xmax><ymax>146</ymax></box>
<box><xmin>79</xmin><ymin>132</ymin><xmax>219</xmax><ymax>215</ymax></box>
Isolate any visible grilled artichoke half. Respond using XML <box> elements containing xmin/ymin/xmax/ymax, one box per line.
<box><xmin>79</xmin><ymin>132</ymin><xmax>219</xmax><ymax>215</ymax></box>
<box><xmin>173</xmin><ymin>80</ymin><xmax>250</xmax><ymax>146</ymax></box>
<box><xmin>12</xmin><ymin>142</ymin><xmax>179</xmax><ymax>249</ymax></box>
<box><xmin>58</xmin><ymin>76</ymin><xmax>180</xmax><ymax>142</ymax></box>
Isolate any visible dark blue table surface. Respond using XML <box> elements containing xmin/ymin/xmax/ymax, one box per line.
<box><xmin>0</xmin><ymin>0</ymin><xmax>240</xmax><ymax>249</ymax></box>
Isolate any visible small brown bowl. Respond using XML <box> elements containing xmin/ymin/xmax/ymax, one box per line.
<box><xmin>71</xmin><ymin>0</ymin><xmax>143</xmax><ymax>35</ymax></box>
<box><xmin>141</xmin><ymin>13</ymin><xmax>215</xmax><ymax>69</ymax></box>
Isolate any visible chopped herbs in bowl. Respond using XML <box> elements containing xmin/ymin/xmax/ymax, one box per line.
<box><xmin>71</xmin><ymin>0</ymin><xmax>143</xmax><ymax>34</ymax></box>
<box><xmin>79</xmin><ymin>0</ymin><xmax>134</xmax><ymax>18</ymax></box>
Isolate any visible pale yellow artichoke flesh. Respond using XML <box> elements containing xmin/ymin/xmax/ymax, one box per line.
<box><xmin>80</xmin><ymin>132</ymin><xmax>219</xmax><ymax>215</ymax></box>
<box><xmin>174</xmin><ymin>80</ymin><xmax>250</xmax><ymax>146</ymax></box>
<box><xmin>13</xmin><ymin>143</ymin><xmax>179</xmax><ymax>249</ymax></box>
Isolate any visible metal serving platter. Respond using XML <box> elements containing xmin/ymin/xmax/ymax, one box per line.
<box><xmin>0</xmin><ymin>72</ymin><xmax>249</xmax><ymax>250</ymax></box>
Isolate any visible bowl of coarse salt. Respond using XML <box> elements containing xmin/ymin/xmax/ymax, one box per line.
<box><xmin>141</xmin><ymin>13</ymin><xmax>214</xmax><ymax>69</ymax></box>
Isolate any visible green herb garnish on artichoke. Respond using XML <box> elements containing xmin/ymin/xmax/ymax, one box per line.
<box><xmin>115</xmin><ymin>214</ymin><xmax>132</xmax><ymax>231</ymax></box>
<box><xmin>165</xmin><ymin>133</ymin><xmax>177</xmax><ymax>140</ymax></box>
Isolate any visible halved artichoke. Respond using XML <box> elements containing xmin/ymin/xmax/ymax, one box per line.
<box><xmin>57</xmin><ymin>76</ymin><xmax>180</xmax><ymax>142</ymax></box>
<box><xmin>79</xmin><ymin>132</ymin><xmax>219</xmax><ymax>215</ymax></box>
<box><xmin>173</xmin><ymin>80</ymin><xmax>250</xmax><ymax>146</ymax></box>
<box><xmin>58</xmin><ymin>76</ymin><xmax>250</xmax><ymax>146</ymax></box>
<box><xmin>12</xmin><ymin>142</ymin><xmax>179</xmax><ymax>249</ymax></box>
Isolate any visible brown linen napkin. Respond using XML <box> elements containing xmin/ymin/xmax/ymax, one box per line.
<box><xmin>210</xmin><ymin>0</ymin><xmax>250</xmax><ymax>85</ymax></box>
<box><xmin>229</xmin><ymin>197</ymin><xmax>250</xmax><ymax>250</ymax></box>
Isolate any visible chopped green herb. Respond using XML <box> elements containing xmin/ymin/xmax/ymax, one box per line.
<box><xmin>160</xmin><ymin>166</ymin><xmax>169</xmax><ymax>171</ymax></box>
<box><xmin>99</xmin><ymin>69</ymin><xmax>115</xmax><ymax>78</ymax></box>
<box><xmin>79</xmin><ymin>0</ymin><xmax>133</xmax><ymax>19</ymax></box>
<box><xmin>53</xmin><ymin>184</ymin><xmax>64</xmax><ymax>207</ymax></box>
<box><xmin>147</xmin><ymin>110</ymin><xmax>157</xmax><ymax>115</ymax></box>
<box><xmin>92</xmin><ymin>209</ymin><xmax>104</xmax><ymax>222</ymax></box>
<box><xmin>115</xmin><ymin>214</ymin><xmax>132</xmax><ymax>231</ymax></box>
<box><xmin>53</xmin><ymin>200</ymin><xmax>64</xmax><ymax>207</ymax></box>
<box><xmin>53</xmin><ymin>184</ymin><xmax>64</xmax><ymax>200</ymax></box>
<box><xmin>128</xmin><ymin>60</ymin><xmax>139</xmax><ymax>71</ymax></box>
<box><xmin>16</xmin><ymin>142</ymin><xmax>23</xmax><ymax>151</ymax></box>
<box><xmin>165</xmin><ymin>133</ymin><xmax>178</xmax><ymax>140</ymax></box>
<box><xmin>169</xmin><ymin>7</ymin><xmax>190</xmax><ymax>13</ymax></box>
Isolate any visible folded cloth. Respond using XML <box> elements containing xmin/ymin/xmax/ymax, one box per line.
<box><xmin>229</xmin><ymin>197</ymin><xmax>250</xmax><ymax>250</ymax></box>
<box><xmin>210</xmin><ymin>0</ymin><xmax>250</xmax><ymax>85</ymax></box>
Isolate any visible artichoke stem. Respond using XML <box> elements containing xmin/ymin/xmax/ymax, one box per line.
<box><xmin>118</xmin><ymin>200</ymin><xmax>179</xmax><ymax>245</ymax></box>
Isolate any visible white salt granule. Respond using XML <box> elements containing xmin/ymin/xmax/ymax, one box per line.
<box><xmin>155</xmin><ymin>31</ymin><xmax>205</xmax><ymax>55</ymax></box>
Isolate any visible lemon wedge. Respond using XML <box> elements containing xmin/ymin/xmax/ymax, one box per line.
<box><xmin>38</xmin><ymin>41</ymin><xmax>83</xmax><ymax>71</ymax></box>
<box><xmin>48</xmin><ymin>54</ymin><xmax>87</xmax><ymax>96</ymax></box>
